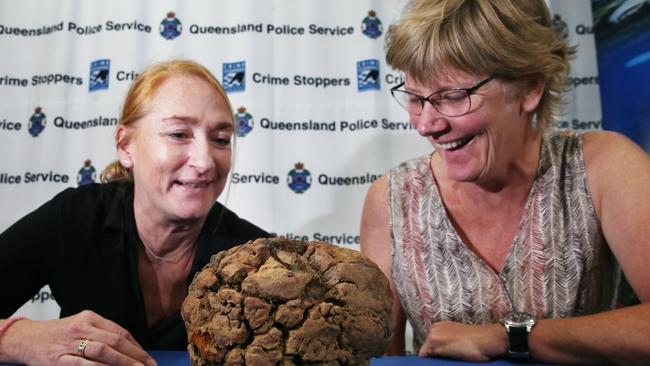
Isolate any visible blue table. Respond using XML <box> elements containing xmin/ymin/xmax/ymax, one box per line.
<box><xmin>371</xmin><ymin>356</ymin><xmax>552</xmax><ymax>365</ymax></box>
<box><xmin>0</xmin><ymin>352</ymin><xmax>556</xmax><ymax>365</ymax></box>
<box><xmin>150</xmin><ymin>351</ymin><xmax>554</xmax><ymax>365</ymax></box>
<box><xmin>150</xmin><ymin>351</ymin><xmax>190</xmax><ymax>366</ymax></box>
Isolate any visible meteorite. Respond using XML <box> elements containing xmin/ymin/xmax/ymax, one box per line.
<box><xmin>181</xmin><ymin>237</ymin><xmax>392</xmax><ymax>365</ymax></box>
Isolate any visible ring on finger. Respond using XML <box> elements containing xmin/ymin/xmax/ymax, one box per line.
<box><xmin>77</xmin><ymin>338</ymin><xmax>91</xmax><ymax>358</ymax></box>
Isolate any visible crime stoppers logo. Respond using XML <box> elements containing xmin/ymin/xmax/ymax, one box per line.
<box><xmin>287</xmin><ymin>162</ymin><xmax>312</xmax><ymax>194</ymax></box>
<box><xmin>235</xmin><ymin>106</ymin><xmax>253</xmax><ymax>137</ymax></box>
<box><xmin>361</xmin><ymin>10</ymin><xmax>383</xmax><ymax>39</ymax></box>
<box><xmin>77</xmin><ymin>159</ymin><xmax>96</xmax><ymax>186</ymax></box>
<box><xmin>223</xmin><ymin>61</ymin><xmax>246</xmax><ymax>93</ymax></box>
<box><xmin>160</xmin><ymin>11</ymin><xmax>182</xmax><ymax>40</ymax></box>
<box><xmin>357</xmin><ymin>59</ymin><xmax>380</xmax><ymax>92</ymax></box>
<box><xmin>89</xmin><ymin>59</ymin><xmax>110</xmax><ymax>92</ymax></box>
<box><xmin>28</xmin><ymin>106</ymin><xmax>46</xmax><ymax>137</ymax></box>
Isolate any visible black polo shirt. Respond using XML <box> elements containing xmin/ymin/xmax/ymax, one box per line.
<box><xmin>0</xmin><ymin>181</ymin><xmax>270</xmax><ymax>349</ymax></box>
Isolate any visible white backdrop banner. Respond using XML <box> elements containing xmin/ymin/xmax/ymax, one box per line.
<box><xmin>0</xmin><ymin>0</ymin><xmax>600</xmax><ymax>349</ymax></box>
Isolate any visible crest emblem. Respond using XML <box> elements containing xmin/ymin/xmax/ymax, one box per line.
<box><xmin>357</xmin><ymin>59</ymin><xmax>380</xmax><ymax>92</ymax></box>
<box><xmin>28</xmin><ymin>106</ymin><xmax>46</xmax><ymax>137</ymax></box>
<box><xmin>361</xmin><ymin>10</ymin><xmax>383</xmax><ymax>39</ymax></box>
<box><xmin>235</xmin><ymin>106</ymin><xmax>254</xmax><ymax>137</ymax></box>
<box><xmin>77</xmin><ymin>159</ymin><xmax>97</xmax><ymax>186</ymax></box>
<box><xmin>287</xmin><ymin>162</ymin><xmax>312</xmax><ymax>194</ymax></box>
<box><xmin>160</xmin><ymin>11</ymin><xmax>182</xmax><ymax>40</ymax></box>
<box><xmin>89</xmin><ymin>59</ymin><xmax>110</xmax><ymax>92</ymax></box>
<box><xmin>552</xmin><ymin>14</ymin><xmax>569</xmax><ymax>39</ymax></box>
<box><xmin>223</xmin><ymin>61</ymin><xmax>246</xmax><ymax>93</ymax></box>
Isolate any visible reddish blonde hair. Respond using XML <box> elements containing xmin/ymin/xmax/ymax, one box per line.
<box><xmin>101</xmin><ymin>60</ymin><xmax>233</xmax><ymax>182</ymax></box>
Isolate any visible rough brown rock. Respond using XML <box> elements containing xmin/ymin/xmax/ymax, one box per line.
<box><xmin>182</xmin><ymin>238</ymin><xmax>392</xmax><ymax>366</ymax></box>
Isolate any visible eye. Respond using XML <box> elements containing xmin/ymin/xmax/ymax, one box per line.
<box><xmin>406</xmin><ymin>95</ymin><xmax>428</xmax><ymax>108</ymax></box>
<box><xmin>441</xmin><ymin>90</ymin><xmax>468</xmax><ymax>103</ymax></box>
<box><xmin>212</xmin><ymin>134</ymin><xmax>231</xmax><ymax>146</ymax></box>
<box><xmin>406</xmin><ymin>95</ymin><xmax>421</xmax><ymax>104</ymax></box>
<box><xmin>214</xmin><ymin>138</ymin><xmax>231</xmax><ymax>146</ymax></box>
<box><xmin>168</xmin><ymin>131</ymin><xmax>189</xmax><ymax>140</ymax></box>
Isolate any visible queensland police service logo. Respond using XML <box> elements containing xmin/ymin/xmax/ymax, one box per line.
<box><xmin>160</xmin><ymin>11</ymin><xmax>182</xmax><ymax>40</ymax></box>
<box><xmin>361</xmin><ymin>10</ymin><xmax>383</xmax><ymax>39</ymax></box>
<box><xmin>223</xmin><ymin>61</ymin><xmax>246</xmax><ymax>93</ymax></box>
<box><xmin>235</xmin><ymin>106</ymin><xmax>253</xmax><ymax>137</ymax></box>
<box><xmin>89</xmin><ymin>59</ymin><xmax>110</xmax><ymax>92</ymax></box>
<box><xmin>287</xmin><ymin>162</ymin><xmax>312</xmax><ymax>194</ymax></box>
<box><xmin>28</xmin><ymin>106</ymin><xmax>46</xmax><ymax>137</ymax></box>
<box><xmin>552</xmin><ymin>14</ymin><xmax>569</xmax><ymax>39</ymax></box>
<box><xmin>77</xmin><ymin>159</ymin><xmax>97</xmax><ymax>186</ymax></box>
<box><xmin>357</xmin><ymin>59</ymin><xmax>380</xmax><ymax>92</ymax></box>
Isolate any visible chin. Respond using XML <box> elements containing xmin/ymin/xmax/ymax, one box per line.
<box><xmin>444</xmin><ymin>163</ymin><xmax>482</xmax><ymax>182</ymax></box>
<box><xmin>448</xmin><ymin>173</ymin><xmax>479</xmax><ymax>183</ymax></box>
<box><xmin>171</xmin><ymin>205</ymin><xmax>213</xmax><ymax>223</ymax></box>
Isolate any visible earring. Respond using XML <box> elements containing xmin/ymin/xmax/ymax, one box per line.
<box><xmin>120</xmin><ymin>159</ymin><xmax>132</xmax><ymax>168</ymax></box>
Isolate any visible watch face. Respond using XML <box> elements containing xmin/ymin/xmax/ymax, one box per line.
<box><xmin>504</xmin><ymin>312</ymin><xmax>535</xmax><ymax>327</ymax></box>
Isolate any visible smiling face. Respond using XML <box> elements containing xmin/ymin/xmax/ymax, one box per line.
<box><xmin>119</xmin><ymin>75</ymin><xmax>233</xmax><ymax>225</ymax></box>
<box><xmin>405</xmin><ymin>72</ymin><xmax>542</xmax><ymax>184</ymax></box>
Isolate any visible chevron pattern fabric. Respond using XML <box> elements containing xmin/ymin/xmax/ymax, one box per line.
<box><xmin>388</xmin><ymin>131</ymin><xmax>620</xmax><ymax>352</ymax></box>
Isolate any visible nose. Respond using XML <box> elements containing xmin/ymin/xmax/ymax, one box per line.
<box><xmin>188</xmin><ymin>137</ymin><xmax>216</xmax><ymax>174</ymax></box>
<box><xmin>414</xmin><ymin>102</ymin><xmax>448</xmax><ymax>137</ymax></box>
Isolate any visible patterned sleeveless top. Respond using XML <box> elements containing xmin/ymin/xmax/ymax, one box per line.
<box><xmin>388</xmin><ymin>131</ymin><xmax>620</xmax><ymax>351</ymax></box>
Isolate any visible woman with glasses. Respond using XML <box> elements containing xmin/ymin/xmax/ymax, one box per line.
<box><xmin>361</xmin><ymin>0</ymin><xmax>650</xmax><ymax>363</ymax></box>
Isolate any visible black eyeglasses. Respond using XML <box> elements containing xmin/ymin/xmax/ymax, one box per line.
<box><xmin>390</xmin><ymin>76</ymin><xmax>493</xmax><ymax>117</ymax></box>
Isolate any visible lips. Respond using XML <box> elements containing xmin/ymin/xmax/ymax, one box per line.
<box><xmin>435</xmin><ymin>135</ymin><xmax>475</xmax><ymax>151</ymax></box>
<box><xmin>175</xmin><ymin>180</ymin><xmax>211</xmax><ymax>189</ymax></box>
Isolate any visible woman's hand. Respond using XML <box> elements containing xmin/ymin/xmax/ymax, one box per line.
<box><xmin>5</xmin><ymin>310</ymin><xmax>156</xmax><ymax>366</ymax></box>
<box><xmin>418</xmin><ymin>321</ymin><xmax>507</xmax><ymax>361</ymax></box>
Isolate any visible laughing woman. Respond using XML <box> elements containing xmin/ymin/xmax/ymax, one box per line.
<box><xmin>0</xmin><ymin>60</ymin><xmax>270</xmax><ymax>365</ymax></box>
<box><xmin>361</xmin><ymin>0</ymin><xmax>650</xmax><ymax>364</ymax></box>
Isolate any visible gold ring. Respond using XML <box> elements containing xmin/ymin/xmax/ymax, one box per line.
<box><xmin>77</xmin><ymin>338</ymin><xmax>90</xmax><ymax>358</ymax></box>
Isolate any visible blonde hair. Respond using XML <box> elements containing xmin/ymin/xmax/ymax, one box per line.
<box><xmin>385</xmin><ymin>0</ymin><xmax>575</xmax><ymax>132</ymax></box>
<box><xmin>101</xmin><ymin>60</ymin><xmax>234</xmax><ymax>183</ymax></box>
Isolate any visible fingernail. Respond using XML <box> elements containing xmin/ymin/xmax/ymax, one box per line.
<box><xmin>147</xmin><ymin>359</ymin><xmax>158</xmax><ymax>366</ymax></box>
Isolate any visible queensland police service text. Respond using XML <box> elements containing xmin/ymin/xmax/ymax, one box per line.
<box><xmin>189</xmin><ymin>23</ymin><xmax>353</xmax><ymax>36</ymax></box>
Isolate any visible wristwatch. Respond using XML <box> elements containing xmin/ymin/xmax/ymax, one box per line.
<box><xmin>503</xmin><ymin>312</ymin><xmax>536</xmax><ymax>360</ymax></box>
